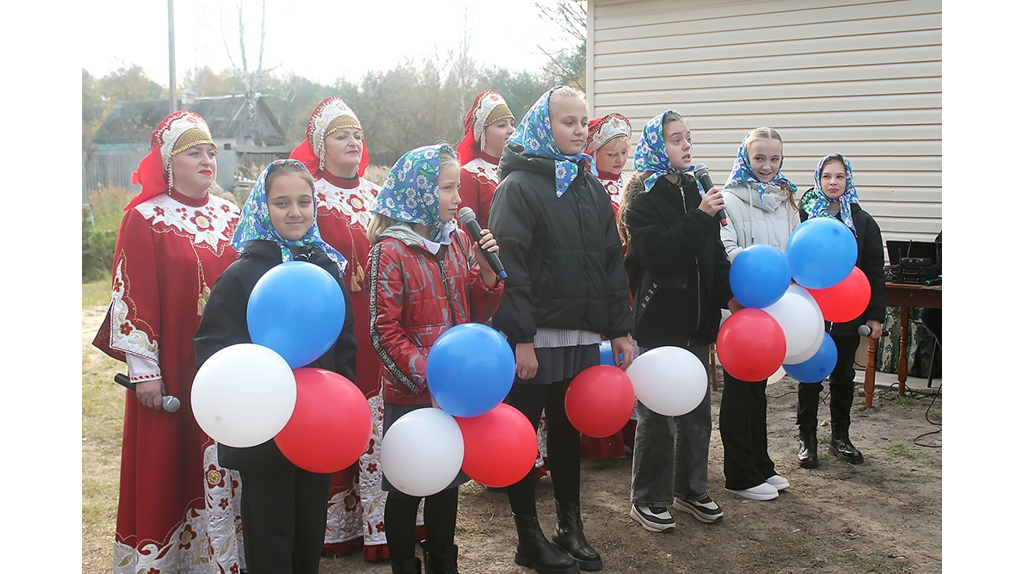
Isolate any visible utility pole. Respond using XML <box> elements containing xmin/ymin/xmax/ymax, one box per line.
<box><xmin>168</xmin><ymin>0</ymin><xmax>177</xmax><ymax>113</ymax></box>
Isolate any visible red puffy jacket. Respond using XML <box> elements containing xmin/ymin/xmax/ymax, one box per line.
<box><xmin>368</xmin><ymin>226</ymin><xmax>504</xmax><ymax>405</ymax></box>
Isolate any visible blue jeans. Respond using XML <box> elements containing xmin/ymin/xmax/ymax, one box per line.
<box><xmin>630</xmin><ymin>344</ymin><xmax>712</xmax><ymax>507</ymax></box>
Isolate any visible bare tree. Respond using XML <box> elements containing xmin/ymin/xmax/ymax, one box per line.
<box><xmin>532</xmin><ymin>0</ymin><xmax>587</xmax><ymax>90</ymax></box>
<box><xmin>221</xmin><ymin>0</ymin><xmax>277</xmax><ymax>145</ymax></box>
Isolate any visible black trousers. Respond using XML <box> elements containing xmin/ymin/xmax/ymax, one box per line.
<box><xmin>797</xmin><ymin>332</ymin><xmax>859</xmax><ymax>433</ymax></box>
<box><xmin>238</xmin><ymin>466</ymin><xmax>331</xmax><ymax>574</ymax></box>
<box><xmin>384</xmin><ymin>487</ymin><xmax>459</xmax><ymax>563</ymax></box>
<box><xmin>718</xmin><ymin>374</ymin><xmax>776</xmax><ymax>490</ymax></box>
<box><xmin>505</xmin><ymin>379</ymin><xmax>581</xmax><ymax>516</ymax></box>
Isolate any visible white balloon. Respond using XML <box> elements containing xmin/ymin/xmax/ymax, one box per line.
<box><xmin>381</xmin><ymin>407</ymin><xmax>465</xmax><ymax>497</ymax></box>
<box><xmin>785</xmin><ymin>285</ymin><xmax>826</xmax><ymax>365</ymax></box>
<box><xmin>767</xmin><ymin>364</ymin><xmax>787</xmax><ymax>385</ymax></box>
<box><xmin>763</xmin><ymin>288</ymin><xmax>825</xmax><ymax>365</ymax></box>
<box><xmin>191</xmin><ymin>343</ymin><xmax>297</xmax><ymax>448</ymax></box>
<box><xmin>626</xmin><ymin>346</ymin><xmax>708</xmax><ymax>417</ymax></box>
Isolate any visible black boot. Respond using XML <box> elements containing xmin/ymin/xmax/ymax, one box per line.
<box><xmin>552</xmin><ymin>501</ymin><xmax>603</xmax><ymax>571</ymax></box>
<box><xmin>424</xmin><ymin>544</ymin><xmax>459</xmax><ymax>574</ymax></box>
<box><xmin>830</xmin><ymin>424</ymin><xmax>864</xmax><ymax>464</ymax></box>
<box><xmin>513</xmin><ymin>514</ymin><xmax>581</xmax><ymax>574</ymax></box>
<box><xmin>797</xmin><ymin>429</ymin><xmax>820</xmax><ymax>469</ymax></box>
<box><xmin>391</xmin><ymin>557</ymin><xmax>422</xmax><ymax>574</ymax></box>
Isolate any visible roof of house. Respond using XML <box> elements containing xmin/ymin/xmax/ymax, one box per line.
<box><xmin>92</xmin><ymin>94</ymin><xmax>286</xmax><ymax>147</ymax></box>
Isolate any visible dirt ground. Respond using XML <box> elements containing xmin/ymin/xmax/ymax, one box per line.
<box><xmin>82</xmin><ymin>306</ymin><xmax>942</xmax><ymax>574</ymax></box>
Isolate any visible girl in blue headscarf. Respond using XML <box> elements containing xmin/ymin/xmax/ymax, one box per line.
<box><xmin>717</xmin><ymin>127</ymin><xmax>801</xmax><ymax>503</ymax></box>
<box><xmin>488</xmin><ymin>86</ymin><xmax>635</xmax><ymax>574</ymax></box>
<box><xmin>794</xmin><ymin>153</ymin><xmax>886</xmax><ymax>470</ymax></box>
<box><xmin>617</xmin><ymin>110</ymin><xmax>731</xmax><ymax>533</ymax></box>
<box><xmin>193</xmin><ymin>159</ymin><xmax>357</xmax><ymax>574</ymax></box>
<box><xmin>366</xmin><ymin>143</ymin><xmax>504</xmax><ymax>574</ymax></box>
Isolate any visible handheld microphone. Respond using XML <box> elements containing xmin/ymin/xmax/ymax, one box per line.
<box><xmin>115</xmin><ymin>373</ymin><xmax>181</xmax><ymax>413</ymax></box>
<box><xmin>858</xmin><ymin>325</ymin><xmax>891</xmax><ymax>338</ymax></box>
<box><xmin>692</xmin><ymin>163</ymin><xmax>726</xmax><ymax>226</ymax></box>
<box><xmin>457</xmin><ymin>207</ymin><xmax>507</xmax><ymax>281</ymax></box>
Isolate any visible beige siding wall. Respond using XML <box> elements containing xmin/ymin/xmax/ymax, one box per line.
<box><xmin>587</xmin><ymin>0</ymin><xmax>942</xmax><ymax>246</ymax></box>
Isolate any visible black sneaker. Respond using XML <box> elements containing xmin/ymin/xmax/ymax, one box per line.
<box><xmin>629</xmin><ymin>504</ymin><xmax>675</xmax><ymax>532</ymax></box>
<box><xmin>673</xmin><ymin>493</ymin><xmax>723</xmax><ymax>524</ymax></box>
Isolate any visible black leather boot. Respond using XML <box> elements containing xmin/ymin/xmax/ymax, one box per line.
<box><xmin>424</xmin><ymin>544</ymin><xmax>459</xmax><ymax>574</ymax></box>
<box><xmin>552</xmin><ymin>501</ymin><xmax>603</xmax><ymax>571</ymax></box>
<box><xmin>513</xmin><ymin>514</ymin><xmax>581</xmax><ymax>574</ymax></box>
<box><xmin>830</xmin><ymin>424</ymin><xmax>864</xmax><ymax>464</ymax></box>
<box><xmin>797</xmin><ymin>429</ymin><xmax>820</xmax><ymax>469</ymax></box>
<box><xmin>391</xmin><ymin>556</ymin><xmax>422</xmax><ymax>574</ymax></box>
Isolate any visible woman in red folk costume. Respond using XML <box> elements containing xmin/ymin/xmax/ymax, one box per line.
<box><xmin>92</xmin><ymin>111</ymin><xmax>244</xmax><ymax>574</ymax></box>
<box><xmin>586</xmin><ymin>113</ymin><xmax>633</xmax><ymax>219</ymax></box>
<box><xmin>580</xmin><ymin>113</ymin><xmax>637</xmax><ymax>461</ymax></box>
<box><xmin>290</xmin><ymin>96</ymin><xmax>401</xmax><ymax>561</ymax></box>
<box><xmin>456</xmin><ymin>90</ymin><xmax>516</xmax><ymax>228</ymax></box>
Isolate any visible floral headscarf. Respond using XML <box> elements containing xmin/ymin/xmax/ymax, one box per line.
<box><xmin>233</xmin><ymin>159</ymin><xmax>347</xmax><ymax>275</ymax></box>
<box><xmin>633</xmin><ymin>110</ymin><xmax>696</xmax><ymax>193</ymax></box>
<box><xmin>372</xmin><ymin>144</ymin><xmax>458</xmax><ymax>244</ymax></box>
<box><xmin>126</xmin><ymin>110</ymin><xmax>217</xmax><ymax>211</ymax></box>
<box><xmin>803</xmin><ymin>153</ymin><xmax>859</xmax><ymax>231</ymax></box>
<box><xmin>724</xmin><ymin>136</ymin><xmax>797</xmax><ymax>206</ymax></box>
<box><xmin>504</xmin><ymin>85</ymin><xmax>598</xmax><ymax>198</ymax></box>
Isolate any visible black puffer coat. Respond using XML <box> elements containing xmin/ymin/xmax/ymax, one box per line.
<box><xmin>488</xmin><ymin>145</ymin><xmax>632</xmax><ymax>345</ymax></box>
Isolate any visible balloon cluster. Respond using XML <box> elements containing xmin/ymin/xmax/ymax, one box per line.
<box><xmin>717</xmin><ymin>218</ymin><xmax>869</xmax><ymax>383</ymax></box>
<box><xmin>379</xmin><ymin>323</ymin><xmax>533</xmax><ymax>495</ymax></box>
<box><xmin>566</xmin><ymin>344</ymin><xmax>710</xmax><ymax>438</ymax></box>
<box><xmin>191</xmin><ymin>261</ymin><xmax>372</xmax><ymax>473</ymax></box>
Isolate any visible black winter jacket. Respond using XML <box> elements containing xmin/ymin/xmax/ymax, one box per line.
<box><xmin>488</xmin><ymin>145</ymin><xmax>632</xmax><ymax>345</ymax></box>
<box><xmin>193</xmin><ymin>239</ymin><xmax>357</xmax><ymax>472</ymax></box>
<box><xmin>620</xmin><ymin>173</ymin><xmax>733</xmax><ymax>348</ymax></box>
<box><xmin>798</xmin><ymin>196</ymin><xmax>887</xmax><ymax>337</ymax></box>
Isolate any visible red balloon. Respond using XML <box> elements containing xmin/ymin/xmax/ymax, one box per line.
<box><xmin>564</xmin><ymin>365</ymin><xmax>635</xmax><ymax>438</ymax></box>
<box><xmin>716</xmin><ymin>309</ymin><xmax>787</xmax><ymax>382</ymax></box>
<box><xmin>806</xmin><ymin>267</ymin><xmax>870</xmax><ymax>323</ymax></box>
<box><xmin>274</xmin><ymin>368</ymin><xmax>372</xmax><ymax>473</ymax></box>
<box><xmin>455</xmin><ymin>404</ymin><xmax>537</xmax><ymax>488</ymax></box>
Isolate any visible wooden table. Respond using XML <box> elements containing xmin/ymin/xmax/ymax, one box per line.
<box><xmin>864</xmin><ymin>282</ymin><xmax>942</xmax><ymax>408</ymax></box>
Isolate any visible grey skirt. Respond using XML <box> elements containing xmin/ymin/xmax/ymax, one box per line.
<box><xmin>514</xmin><ymin>344</ymin><xmax>601</xmax><ymax>385</ymax></box>
<box><xmin>381</xmin><ymin>402</ymin><xmax>470</xmax><ymax>493</ymax></box>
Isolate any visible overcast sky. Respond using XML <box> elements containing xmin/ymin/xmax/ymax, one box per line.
<box><xmin>82</xmin><ymin>0</ymin><xmax>581</xmax><ymax>85</ymax></box>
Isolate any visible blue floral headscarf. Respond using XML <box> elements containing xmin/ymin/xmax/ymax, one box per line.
<box><xmin>633</xmin><ymin>110</ymin><xmax>697</xmax><ymax>193</ymax></box>
<box><xmin>804</xmin><ymin>153</ymin><xmax>859</xmax><ymax>231</ymax></box>
<box><xmin>505</xmin><ymin>85</ymin><xmax>598</xmax><ymax>198</ymax></box>
<box><xmin>372</xmin><ymin>144</ymin><xmax>458</xmax><ymax>243</ymax></box>
<box><xmin>233</xmin><ymin>159</ymin><xmax>347</xmax><ymax>275</ymax></box>
<box><xmin>724</xmin><ymin>136</ymin><xmax>797</xmax><ymax>206</ymax></box>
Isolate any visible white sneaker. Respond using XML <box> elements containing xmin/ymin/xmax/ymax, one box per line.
<box><xmin>726</xmin><ymin>482</ymin><xmax>779</xmax><ymax>501</ymax></box>
<box><xmin>766</xmin><ymin>474</ymin><xmax>790</xmax><ymax>491</ymax></box>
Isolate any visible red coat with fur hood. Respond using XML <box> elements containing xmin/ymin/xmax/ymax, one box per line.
<box><xmin>368</xmin><ymin>224</ymin><xmax>504</xmax><ymax>405</ymax></box>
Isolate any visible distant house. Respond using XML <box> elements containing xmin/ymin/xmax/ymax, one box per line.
<box><xmin>88</xmin><ymin>94</ymin><xmax>289</xmax><ymax>194</ymax></box>
<box><xmin>585</xmin><ymin>0</ymin><xmax>941</xmax><ymax>245</ymax></box>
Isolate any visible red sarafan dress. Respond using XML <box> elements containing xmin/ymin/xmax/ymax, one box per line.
<box><xmin>93</xmin><ymin>188</ymin><xmax>244</xmax><ymax>573</ymax></box>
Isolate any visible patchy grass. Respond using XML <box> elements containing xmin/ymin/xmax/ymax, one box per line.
<box><xmin>83</xmin><ymin>280</ymin><xmax>111</xmax><ymax>308</ymax></box>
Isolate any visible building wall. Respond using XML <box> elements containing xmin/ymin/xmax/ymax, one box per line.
<box><xmin>587</xmin><ymin>0</ymin><xmax>942</xmax><ymax>245</ymax></box>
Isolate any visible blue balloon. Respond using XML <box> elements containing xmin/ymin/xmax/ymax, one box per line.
<box><xmin>783</xmin><ymin>333</ymin><xmax>838</xmax><ymax>383</ymax></box>
<box><xmin>599</xmin><ymin>340</ymin><xmax>614</xmax><ymax>366</ymax></box>
<box><xmin>786</xmin><ymin>218</ymin><xmax>857</xmax><ymax>289</ymax></box>
<box><xmin>247</xmin><ymin>261</ymin><xmax>346</xmax><ymax>369</ymax></box>
<box><xmin>426</xmin><ymin>323</ymin><xmax>515</xmax><ymax>418</ymax></box>
<box><xmin>729</xmin><ymin>244</ymin><xmax>792</xmax><ymax>309</ymax></box>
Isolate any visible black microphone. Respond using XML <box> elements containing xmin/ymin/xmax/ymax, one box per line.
<box><xmin>693</xmin><ymin>163</ymin><xmax>726</xmax><ymax>227</ymax></box>
<box><xmin>457</xmin><ymin>207</ymin><xmax>507</xmax><ymax>281</ymax></box>
<box><xmin>858</xmin><ymin>325</ymin><xmax>891</xmax><ymax>338</ymax></box>
<box><xmin>115</xmin><ymin>373</ymin><xmax>180</xmax><ymax>412</ymax></box>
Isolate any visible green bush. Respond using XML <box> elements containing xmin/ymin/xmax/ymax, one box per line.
<box><xmin>83</xmin><ymin>186</ymin><xmax>133</xmax><ymax>282</ymax></box>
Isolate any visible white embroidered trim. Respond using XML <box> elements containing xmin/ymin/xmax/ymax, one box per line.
<box><xmin>461</xmin><ymin>158</ymin><xmax>500</xmax><ymax>186</ymax></box>
<box><xmin>315</xmin><ymin>177</ymin><xmax>380</xmax><ymax>230</ymax></box>
<box><xmin>135</xmin><ymin>194</ymin><xmax>240</xmax><ymax>256</ymax></box>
